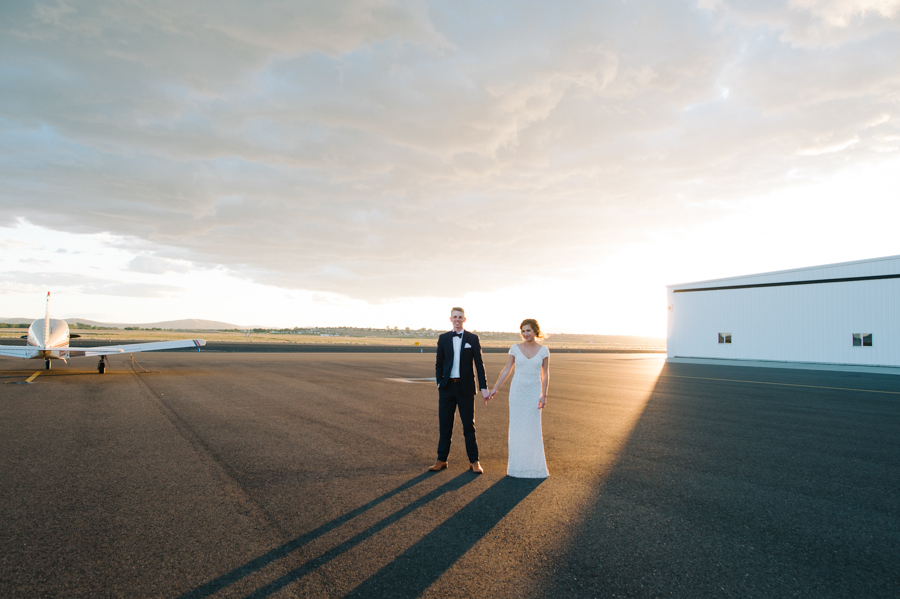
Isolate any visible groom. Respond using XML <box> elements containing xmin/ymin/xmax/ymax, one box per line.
<box><xmin>430</xmin><ymin>307</ymin><xmax>490</xmax><ymax>474</ymax></box>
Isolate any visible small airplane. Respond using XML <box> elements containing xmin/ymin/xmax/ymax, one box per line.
<box><xmin>0</xmin><ymin>293</ymin><xmax>206</xmax><ymax>373</ymax></box>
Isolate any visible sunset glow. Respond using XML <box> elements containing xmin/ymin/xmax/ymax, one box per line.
<box><xmin>2</xmin><ymin>2</ymin><xmax>899</xmax><ymax>334</ymax></box>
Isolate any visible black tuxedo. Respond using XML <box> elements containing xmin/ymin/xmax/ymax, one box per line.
<box><xmin>434</xmin><ymin>330</ymin><xmax>488</xmax><ymax>463</ymax></box>
<box><xmin>435</xmin><ymin>330</ymin><xmax>488</xmax><ymax>394</ymax></box>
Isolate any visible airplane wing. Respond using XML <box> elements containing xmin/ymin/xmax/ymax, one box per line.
<box><xmin>67</xmin><ymin>339</ymin><xmax>206</xmax><ymax>357</ymax></box>
<box><xmin>0</xmin><ymin>346</ymin><xmax>38</xmax><ymax>358</ymax></box>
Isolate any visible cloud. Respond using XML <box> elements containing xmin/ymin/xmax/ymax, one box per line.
<box><xmin>0</xmin><ymin>270</ymin><xmax>183</xmax><ymax>297</ymax></box>
<box><xmin>705</xmin><ymin>0</ymin><xmax>900</xmax><ymax>46</ymax></box>
<box><xmin>0</xmin><ymin>1</ymin><xmax>898</xmax><ymax>300</ymax></box>
<box><xmin>791</xmin><ymin>0</ymin><xmax>900</xmax><ymax>27</ymax></box>
<box><xmin>0</xmin><ymin>238</ymin><xmax>36</xmax><ymax>250</ymax></box>
<box><xmin>127</xmin><ymin>255</ymin><xmax>191</xmax><ymax>275</ymax></box>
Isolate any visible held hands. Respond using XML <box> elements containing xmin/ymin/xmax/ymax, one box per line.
<box><xmin>481</xmin><ymin>388</ymin><xmax>491</xmax><ymax>404</ymax></box>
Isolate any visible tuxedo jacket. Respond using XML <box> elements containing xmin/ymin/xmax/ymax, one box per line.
<box><xmin>435</xmin><ymin>330</ymin><xmax>488</xmax><ymax>396</ymax></box>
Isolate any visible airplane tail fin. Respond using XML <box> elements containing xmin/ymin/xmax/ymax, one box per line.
<box><xmin>44</xmin><ymin>292</ymin><xmax>50</xmax><ymax>349</ymax></box>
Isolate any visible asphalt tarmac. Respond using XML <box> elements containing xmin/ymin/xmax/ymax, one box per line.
<box><xmin>0</xmin><ymin>338</ymin><xmax>666</xmax><ymax>354</ymax></box>
<box><xmin>0</xmin><ymin>352</ymin><xmax>897</xmax><ymax>598</ymax></box>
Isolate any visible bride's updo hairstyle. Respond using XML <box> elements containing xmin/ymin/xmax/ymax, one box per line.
<box><xmin>520</xmin><ymin>318</ymin><xmax>543</xmax><ymax>338</ymax></box>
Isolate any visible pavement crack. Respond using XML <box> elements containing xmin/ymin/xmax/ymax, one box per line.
<box><xmin>132</xmin><ymin>373</ymin><xmax>291</xmax><ymax>544</ymax></box>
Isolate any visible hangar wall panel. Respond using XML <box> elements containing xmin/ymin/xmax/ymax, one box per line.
<box><xmin>667</xmin><ymin>255</ymin><xmax>900</xmax><ymax>368</ymax></box>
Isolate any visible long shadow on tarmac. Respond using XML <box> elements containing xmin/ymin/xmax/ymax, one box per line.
<box><xmin>180</xmin><ymin>471</ymin><xmax>541</xmax><ymax>599</ymax></box>
<box><xmin>537</xmin><ymin>363</ymin><xmax>900</xmax><ymax>598</ymax></box>
<box><xmin>178</xmin><ymin>471</ymin><xmax>439</xmax><ymax>599</ymax></box>
<box><xmin>181</xmin><ymin>470</ymin><xmax>533</xmax><ymax>598</ymax></box>
<box><xmin>345</xmin><ymin>476</ymin><xmax>543</xmax><ymax>598</ymax></box>
<box><xmin>242</xmin><ymin>471</ymin><xmax>477</xmax><ymax>598</ymax></box>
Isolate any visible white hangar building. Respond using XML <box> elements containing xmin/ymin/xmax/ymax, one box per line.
<box><xmin>666</xmin><ymin>255</ymin><xmax>900</xmax><ymax>371</ymax></box>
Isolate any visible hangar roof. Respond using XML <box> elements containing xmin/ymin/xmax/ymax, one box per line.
<box><xmin>667</xmin><ymin>254</ymin><xmax>900</xmax><ymax>293</ymax></box>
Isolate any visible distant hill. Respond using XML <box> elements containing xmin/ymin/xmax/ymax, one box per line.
<box><xmin>0</xmin><ymin>318</ymin><xmax>33</xmax><ymax>326</ymax></box>
<box><xmin>0</xmin><ymin>317</ymin><xmax>666</xmax><ymax>341</ymax></box>
<box><xmin>0</xmin><ymin>317</ymin><xmax>243</xmax><ymax>330</ymax></box>
<box><xmin>540</xmin><ymin>333</ymin><xmax>666</xmax><ymax>345</ymax></box>
<box><xmin>71</xmin><ymin>318</ymin><xmax>243</xmax><ymax>330</ymax></box>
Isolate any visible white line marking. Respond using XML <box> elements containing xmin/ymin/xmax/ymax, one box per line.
<box><xmin>662</xmin><ymin>374</ymin><xmax>900</xmax><ymax>395</ymax></box>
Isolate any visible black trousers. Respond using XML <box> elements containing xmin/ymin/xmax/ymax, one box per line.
<box><xmin>437</xmin><ymin>381</ymin><xmax>478</xmax><ymax>463</ymax></box>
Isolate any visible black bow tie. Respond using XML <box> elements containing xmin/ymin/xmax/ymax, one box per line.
<box><xmin>452</xmin><ymin>332</ymin><xmax>463</xmax><ymax>338</ymax></box>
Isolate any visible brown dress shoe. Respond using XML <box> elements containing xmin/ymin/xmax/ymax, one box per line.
<box><xmin>469</xmin><ymin>461</ymin><xmax>483</xmax><ymax>474</ymax></box>
<box><xmin>428</xmin><ymin>460</ymin><xmax>448</xmax><ymax>471</ymax></box>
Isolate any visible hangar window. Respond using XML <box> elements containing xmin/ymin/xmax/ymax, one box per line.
<box><xmin>852</xmin><ymin>333</ymin><xmax>873</xmax><ymax>347</ymax></box>
<box><xmin>718</xmin><ymin>333</ymin><xmax>732</xmax><ymax>344</ymax></box>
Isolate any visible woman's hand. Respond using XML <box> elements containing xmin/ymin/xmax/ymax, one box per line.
<box><xmin>537</xmin><ymin>394</ymin><xmax>546</xmax><ymax>409</ymax></box>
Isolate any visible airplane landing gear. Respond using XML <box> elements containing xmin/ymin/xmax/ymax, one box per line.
<box><xmin>98</xmin><ymin>356</ymin><xmax>107</xmax><ymax>374</ymax></box>
<box><xmin>45</xmin><ymin>359</ymin><xmax>51</xmax><ymax>370</ymax></box>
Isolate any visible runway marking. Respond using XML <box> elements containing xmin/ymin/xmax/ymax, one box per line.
<box><xmin>1</xmin><ymin>370</ymin><xmax>152</xmax><ymax>380</ymax></box>
<box><xmin>661</xmin><ymin>374</ymin><xmax>900</xmax><ymax>395</ymax></box>
<box><xmin>385</xmin><ymin>377</ymin><xmax>437</xmax><ymax>384</ymax></box>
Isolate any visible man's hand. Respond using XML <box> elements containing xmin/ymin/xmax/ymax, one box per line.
<box><xmin>482</xmin><ymin>388</ymin><xmax>493</xmax><ymax>406</ymax></box>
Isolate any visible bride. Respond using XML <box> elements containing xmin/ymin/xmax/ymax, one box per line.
<box><xmin>487</xmin><ymin>319</ymin><xmax>550</xmax><ymax>478</ymax></box>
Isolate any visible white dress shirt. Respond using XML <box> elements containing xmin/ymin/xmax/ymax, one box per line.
<box><xmin>450</xmin><ymin>329</ymin><xmax>464</xmax><ymax>378</ymax></box>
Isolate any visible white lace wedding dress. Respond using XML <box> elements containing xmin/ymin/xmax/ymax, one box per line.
<box><xmin>507</xmin><ymin>344</ymin><xmax>550</xmax><ymax>478</ymax></box>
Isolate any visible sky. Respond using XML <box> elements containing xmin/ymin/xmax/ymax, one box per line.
<box><xmin>1</xmin><ymin>0</ymin><xmax>899</xmax><ymax>336</ymax></box>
